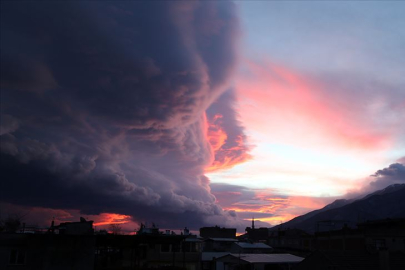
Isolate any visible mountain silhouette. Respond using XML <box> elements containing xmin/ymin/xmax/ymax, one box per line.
<box><xmin>271</xmin><ymin>184</ymin><xmax>405</xmax><ymax>233</ymax></box>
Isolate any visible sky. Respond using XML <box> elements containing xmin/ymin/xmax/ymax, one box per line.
<box><xmin>1</xmin><ymin>1</ymin><xmax>404</xmax><ymax>233</ymax></box>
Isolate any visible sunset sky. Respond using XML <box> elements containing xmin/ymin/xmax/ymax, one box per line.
<box><xmin>1</xmin><ymin>1</ymin><xmax>404</xmax><ymax>233</ymax></box>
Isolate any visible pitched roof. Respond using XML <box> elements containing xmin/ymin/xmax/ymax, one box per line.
<box><xmin>217</xmin><ymin>253</ymin><xmax>304</xmax><ymax>264</ymax></box>
<box><xmin>207</xmin><ymin>238</ymin><xmax>238</xmax><ymax>242</ymax></box>
<box><xmin>235</xmin><ymin>242</ymin><xmax>272</xmax><ymax>249</ymax></box>
<box><xmin>201</xmin><ymin>252</ymin><xmax>231</xmax><ymax>261</ymax></box>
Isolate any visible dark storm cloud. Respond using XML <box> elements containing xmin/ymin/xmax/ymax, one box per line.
<box><xmin>1</xmin><ymin>1</ymin><xmax>238</xmax><ymax>129</ymax></box>
<box><xmin>210</xmin><ymin>183</ymin><xmax>278</xmax><ymax>226</ymax></box>
<box><xmin>369</xmin><ymin>160</ymin><xmax>405</xmax><ymax>191</ymax></box>
<box><xmin>0</xmin><ymin>1</ymin><xmax>242</xmax><ymax>229</ymax></box>
<box><xmin>210</xmin><ymin>182</ymin><xmax>257</xmax><ymax>206</ymax></box>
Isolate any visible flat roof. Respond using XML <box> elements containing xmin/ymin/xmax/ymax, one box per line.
<box><xmin>218</xmin><ymin>253</ymin><xmax>304</xmax><ymax>264</ymax></box>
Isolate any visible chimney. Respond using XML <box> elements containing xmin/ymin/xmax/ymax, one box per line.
<box><xmin>51</xmin><ymin>218</ymin><xmax>55</xmax><ymax>234</ymax></box>
<box><xmin>252</xmin><ymin>217</ymin><xmax>255</xmax><ymax>229</ymax></box>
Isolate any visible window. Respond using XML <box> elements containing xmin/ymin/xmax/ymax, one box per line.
<box><xmin>190</xmin><ymin>243</ymin><xmax>198</xmax><ymax>252</ymax></box>
<box><xmin>183</xmin><ymin>242</ymin><xmax>197</xmax><ymax>252</ymax></box>
<box><xmin>374</xmin><ymin>239</ymin><xmax>386</xmax><ymax>250</ymax></box>
<box><xmin>9</xmin><ymin>250</ymin><xmax>25</xmax><ymax>265</ymax></box>
<box><xmin>183</xmin><ymin>243</ymin><xmax>191</xmax><ymax>252</ymax></box>
<box><xmin>172</xmin><ymin>243</ymin><xmax>180</xmax><ymax>252</ymax></box>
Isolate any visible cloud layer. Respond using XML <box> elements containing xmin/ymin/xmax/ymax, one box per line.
<box><xmin>210</xmin><ymin>183</ymin><xmax>336</xmax><ymax>226</ymax></box>
<box><xmin>210</xmin><ymin>159</ymin><xmax>405</xmax><ymax>227</ymax></box>
<box><xmin>206</xmin><ymin>89</ymin><xmax>252</xmax><ymax>172</ymax></box>
<box><xmin>0</xmin><ymin>1</ymin><xmax>249</xmax><ymax>229</ymax></box>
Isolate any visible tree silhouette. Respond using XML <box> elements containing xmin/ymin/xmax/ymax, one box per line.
<box><xmin>0</xmin><ymin>215</ymin><xmax>22</xmax><ymax>233</ymax></box>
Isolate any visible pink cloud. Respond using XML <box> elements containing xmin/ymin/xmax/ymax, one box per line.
<box><xmin>205</xmin><ymin>111</ymin><xmax>252</xmax><ymax>172</ymax></box>
<box><xmin>236</xmin><ymin>60</ymin><xmax>397</xmax><ymax>151</ymax></box>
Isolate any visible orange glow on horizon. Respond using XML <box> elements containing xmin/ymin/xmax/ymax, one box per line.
<box><xmin>93</xmin><ymin>213</ymin><xmax>132</xmax><ymax>226</ymax></box>
<box><xmin>260</xmin><ymin>214</ymin><xmax>298</xmax><ymax>225</ymax></box>
<box><xmin>218</xmin><ymin>188</ymin><xmax>335</xmax><ymax>226</ymax></box>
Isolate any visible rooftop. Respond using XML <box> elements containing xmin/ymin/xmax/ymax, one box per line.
<box><xmin>207</xmin><ymin>238</ymin><xmax>238</xmax><ymax>242</ymax></box>
<box><xmin>219</xmin><ymin>253</ymin><xmax>304</xmax><ymax>264</ymax></box>
<box><xmin>235</xmin><ymin>242</ymin><xmax>272</xmax><ymax>249</ymax></box>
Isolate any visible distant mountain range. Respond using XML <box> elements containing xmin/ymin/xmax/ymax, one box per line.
<box><xmin>271</xmin><ymin>184</ymin><xmax>405</xmax><ymax>233</ymax></box>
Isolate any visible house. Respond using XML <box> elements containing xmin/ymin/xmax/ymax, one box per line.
<box><xmin>312</xmin><ymin>218</ymin><xmax>405</xmax><ymax>252</ymax></box>
<box><xmin>241</xmin><ymin>219</ymin><xmax>270</xmax><ymax>243</ymax></box>
<box><xmin>203</xmin><ymin>238</ymin><xmax>238</xmax><ymax>252</ymax></box>
<box><xmin>268</xmin><ymin>228</ymin><xmax>313</xmax><ymax>253</ymax></box>
<box><xmin>0</xmin><ymin>233</ymin><xmax>95</xmax><ymax>270</ymax></box>
<box><xmin>95</xmin><ymin>226</ymin><xmax>203</xmax><ymax>270</ymax></box>
<box><xmin>201</xmin><ymin>252</ymin><xmax>231</xmax><ymax>270</ymax></box>
<box><xmin>358</xmin><ymin>218</ymin><xmax>405</xmax><ymax>252</ymax></box>
<box><xmin>295</xmin><ymin>218</ymin><xmax>405</xmax><ymax>270</ymax></box>
<box><xmin>294</xmin><ymin>250</ymin><xmax>405</xmax><ymax>270</ymax></box>
<box><xmin>200</xmin><ymin>226</ymin><xmax>237</xmax><ymax>239</ymax></box>
<box><xmin>57</xmin><ymin>217</ymin><xmax>94</xmax><ymax>235</ymax></box>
